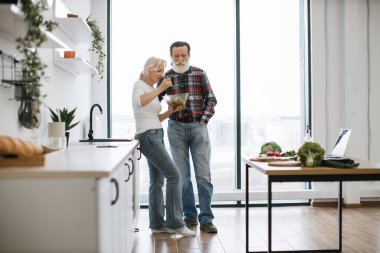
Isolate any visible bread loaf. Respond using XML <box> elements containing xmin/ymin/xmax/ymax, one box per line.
<box><xmin>0</xmin><ymin>135</ymin><xmax>44</xmax><ymax>156</ymax></box>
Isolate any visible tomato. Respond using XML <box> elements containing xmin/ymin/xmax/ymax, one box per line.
<box><xmin>266</xmin><ymin>152</ymin><xmax>280</xmax><ymax>157</ymax></box>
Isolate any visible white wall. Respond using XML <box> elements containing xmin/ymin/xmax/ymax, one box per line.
<box><xmin>311</xmin><ymin>0</ymin><xmax>380</xmax><ymax>204</ymax></box>
<box><xmin>0</xmin><ymin>0</ymin><xmax>108</xmax><ymax>142</ymax></box>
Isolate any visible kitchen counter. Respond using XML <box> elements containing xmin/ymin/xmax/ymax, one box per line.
<box><xmin>0</xmin><ymin>140</ymin><xmax>139</xmax><ymax>179</ymax></box>
<box><xmin>0</xmin><ymin>139</ymin><xmax>140</xmax><ymax>253</ymax></box>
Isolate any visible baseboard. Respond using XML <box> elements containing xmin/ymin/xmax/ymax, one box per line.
<box><xmin>312</xmin><ymin>198</ymin><xmax>380</xmax><ymax>207</ymax></box>
<box><xmin>311</xmin><ymin>200</ymin><xmax>338</xmax><ymax>207</ymax></box>
<box><xmin>360</xmin><ymin>200</ymin><xmax>380</xmax><ymax>206</ymax></box>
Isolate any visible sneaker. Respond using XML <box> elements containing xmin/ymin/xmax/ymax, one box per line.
<box><xmin>166</xmin><ymin>226</ymin><xmax>196</xmax><ymax>237</ymax></box>
<box><xmin>184</xmin><ymin>219</ymin><xmax>198</xmax><ymax>228</ymax></box>
<box><xmin>151</xmin><ymin>227</ymin><xmax>173</xmax><ymax>234</ymax></box>
<box><xmin>200</xmin><ymin>222</ymin><xmax>218</xmax><ymax>233</ymax></box>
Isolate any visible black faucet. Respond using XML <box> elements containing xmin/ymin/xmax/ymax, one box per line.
<box><xmin>88</xmin><ymin>103</ymin><xmax>103</xmax><ymax>140</ymax></box>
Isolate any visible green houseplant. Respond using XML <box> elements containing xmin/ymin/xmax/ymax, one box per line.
<box><xmin>16</xmin><ymin>0</ymin><xmax>58</xmax><ymax>129</ymax></box>
<box><xmin>49</xmin><ymin>107</ymin><xmax>80</xmax><ymax>146</ymax></box>
<box><xmin>86</xmin><ymin>15</ymin><xmax>106</xmax><ymax>80</ymax></box>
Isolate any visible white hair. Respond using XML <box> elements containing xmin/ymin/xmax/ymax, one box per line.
<box><xmin>139</xmin><ymin>57</ymin><xmax>166</xmax><ymax>80</ymax></box>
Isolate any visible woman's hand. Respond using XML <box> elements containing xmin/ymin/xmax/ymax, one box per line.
<box><xmin>159</xmin><ymin>76</ymin><xmax>172</xmax><ymax>91</ymax></box>
<box><xmin>168</xmin><ymin>104</ymin><xmax>185</xmax><ymax>114</ymax></box>
<box><xmin>159</xmin><ymin>104</ymin><xmax>184</xmax><ymax>122</ymax></box>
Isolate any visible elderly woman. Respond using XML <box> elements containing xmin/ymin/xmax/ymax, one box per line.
<box><xmin>132</xmin><ymin>57</ymin><xmax>195</xmax><ymax>237</ymax></box>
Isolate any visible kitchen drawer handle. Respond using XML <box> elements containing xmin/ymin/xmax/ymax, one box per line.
<box><xmin>124</xmin><ymin>162</ymin><xmax>131</xmax><ymax>182</ymax></box>
<box><xmin>110</xmin><ymin>178</ymin><xmax>119</xmax><ymax>205</ymax></box>
<box><xmin>137</xmin><ymin>147</ymin><xmax>141</xmax><ymax>160</ymax></box>
<box><xmin>128</xmin><ymin>157</ymin><xmax>134</xmax><ymax>175</ymax></box>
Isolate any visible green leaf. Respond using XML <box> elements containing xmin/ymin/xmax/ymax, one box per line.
<box><xmin>48</xmin><ymin>106</ymin><xmax>80</xmax><ymax>131</ymax></box>
<box><xmin>48</xmin><ymin>107</ymin><xmax>59</xmax><ymax>122</ymax></box>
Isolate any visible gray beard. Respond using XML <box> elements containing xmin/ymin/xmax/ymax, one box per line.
<box><xmin>172</xmin><ymin>62</ymin><xmax>190</xmax><ymax>74</ymax></box>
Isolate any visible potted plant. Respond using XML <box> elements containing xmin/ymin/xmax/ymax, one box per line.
<box><xmin>15</xmin><ymin>0</ymin><xmax>58</xmax><ymax>129</ymax></box>
<box><xmin>48</xmin><ymin>107</ymin><xmax>80</xmax><ymax>146</ymax></box>
<box><xmin>86</xmin><ymin>15</ymin><xmax>106</xmax><ymax>80</ymax></box>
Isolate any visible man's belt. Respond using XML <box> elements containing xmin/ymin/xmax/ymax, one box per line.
<box><xmin>172</xmin><ymin>116</ymin><xmax>201</xmax><ymax>123</ymax></box>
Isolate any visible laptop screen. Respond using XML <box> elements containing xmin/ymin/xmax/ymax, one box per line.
<box><xmin>330</xmin><ymin>129</ymin><xmax>352</xmax><ymax>157</ymax></box>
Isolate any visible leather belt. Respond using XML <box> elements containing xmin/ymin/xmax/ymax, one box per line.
<box><xmin>173</xmin><ymin>116</ymin><xmax>201</xmax><ymax>123</ymax></box>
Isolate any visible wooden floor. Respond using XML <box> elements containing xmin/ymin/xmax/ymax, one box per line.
<box><xmin>132</xmin><ymin>205</ymin><xmax>380</xmax><ymax>253</ymax></box>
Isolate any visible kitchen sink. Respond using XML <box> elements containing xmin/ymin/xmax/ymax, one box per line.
<box><xmin>79</xmin><ymin>138</ymin><xmax>133</xmax><ymax>143</ymax></box>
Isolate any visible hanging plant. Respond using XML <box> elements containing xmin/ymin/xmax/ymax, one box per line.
<box><xmin>86</xmin><ymin>15</ymin><xmax>106</xmax><ymax>80</ymax></box>
<box><xmin>15</xmin><ymin>0</ymin><xmax>58</xmax><ymax>129</ymax></box>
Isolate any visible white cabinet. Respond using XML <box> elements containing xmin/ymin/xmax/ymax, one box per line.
<box><xmin>98</xmin><ymin>150</ymin><xmax>140</xmax><ymax>253</ymax></box>
<box><xmin>0</xmin><ymin>144</ymin><xmax>140</xmax><ymax>253</ymax></box>
<box><xmin>126</xmin><ymin>149</ymin><xmax>140</xmax><ymax>253</ymax></box>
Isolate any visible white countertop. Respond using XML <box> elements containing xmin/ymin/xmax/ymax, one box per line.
<box><xmin>0</xmin><ymin>140</ymin><xmax>139</xmax><ymax>179</ymax></box>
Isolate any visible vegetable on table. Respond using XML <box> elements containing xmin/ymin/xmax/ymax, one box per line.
<box><xmin>260</xmin><ymin>142</ymin><xmax>282</xmax><ymax>155</ymax></box>
<box><xmin>297</xmin><ymin>142</ymin><xmax>325</xmax><ymax>167</ymax></box>
<box><xmin>280</xmin><ymin>150</ymin><xmax>297</xmax><ymax>157</ymax></box>
<box><xmin>321</xmin><ymin>159</ymin><xmax>359</xmax><ymax>168</ymax></box>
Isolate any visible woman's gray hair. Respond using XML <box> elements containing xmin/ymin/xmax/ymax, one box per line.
<box><xmin>139</xmin><ymin>57</ymin><xmax>167</xmax><ymax>80</ymax></box>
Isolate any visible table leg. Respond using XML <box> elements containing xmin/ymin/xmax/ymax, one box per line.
<box><xmin>246</xmin><ymin>164</ymin><xmax>249</xmax><ymax>253</ymax></box>
<box><xmin>268</xmin><ymin>178</ymin><xmax>272</xmax><ymax>253</ymax></box>
<box><xmin>338</xmin><ymin>181</ymin><xmax>342</xmax><ymax>251</ymax></box>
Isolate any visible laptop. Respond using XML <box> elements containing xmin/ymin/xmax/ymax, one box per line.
<box><xmin>324</xmin><ymin>129</ymin><xmax>352</xmax><ymax>159</ymax></box>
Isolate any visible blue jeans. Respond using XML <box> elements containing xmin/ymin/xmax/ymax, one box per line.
<box><xmin>167</xmin><ymin>120</ymin><xmax>214</xmax><ymax>224</ymax></box>
<box><xmin>136</xmin><ymin>128</ymin><xmax>185</xmax><ymax>229</ymax></box>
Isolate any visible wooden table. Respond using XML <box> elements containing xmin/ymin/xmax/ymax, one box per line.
<box><xmin>243</xmin><ymin>157</ymin><xmax>380</xmax><ymax>253</ymax></box>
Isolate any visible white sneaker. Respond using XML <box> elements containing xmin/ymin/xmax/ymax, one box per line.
<box><xmin>151</xmin><ymin>227</ymin><xmax>173</xmax><ymax>234</ymax></box>
<box><xmin>166</xmin><ymin>226</ymin><xmax>196</xmax><ymax>237</ymax></box>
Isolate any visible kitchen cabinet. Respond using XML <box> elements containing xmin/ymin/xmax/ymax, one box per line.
<box><xmin>98</xmin><ymin>148</ymin><xmax>140</xmax><ymax>253</ymax></box>
<box><xmin>0</xmin><ymin>141</ymin><xmax>140</xmax><ymax>253</ymax></box>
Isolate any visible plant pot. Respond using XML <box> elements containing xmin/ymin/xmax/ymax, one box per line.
<box><xmin>48</xmin><ymin>122</ymin><xmax>65</xmax><ymax>137</ymax></box>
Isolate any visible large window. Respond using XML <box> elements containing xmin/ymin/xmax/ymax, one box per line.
<box><xmin>111</xmin><ymin>0</ymin><xmax>308</xmax><ymax>202</ymax></box>
<box><xmin>240</xmin><ymin>0</ymin><xmax>307</xmax><ymax>191</ymax></box>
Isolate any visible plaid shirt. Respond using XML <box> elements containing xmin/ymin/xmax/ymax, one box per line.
<box><xmin>158</xmin><ymin>66</ymin><xmax>217</xmax><ymax>124</ymax></box>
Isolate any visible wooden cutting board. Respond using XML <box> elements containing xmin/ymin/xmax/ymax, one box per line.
<box><xmin>268</xmin><ymin>161</ymin><xmax>302</xmax><ymax>167</ymax></box>
<box><xmin>250</xmin><ymin>156</ymin><xmax>290</xmax><ymax>162</ymax></box>
<box><xmin>0</xmin><ymin>147</ymin><xmax>60</xmax><ymax>167</ymax></box>
<box><xmin>0</xmin><ymin>154</ymin><xmax>45</xmax><ymax>167</ymax></box>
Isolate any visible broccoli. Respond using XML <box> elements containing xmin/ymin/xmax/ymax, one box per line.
<box><xmin>260</xmin><ymin>142</ymin><xmax>282</xmax><ymax>155</ymax></box>
<box><xmin>297</xmin><ymin>142</ymin><xmax>325</xmax><ymax>167</ymax></box>
<box><xmin>281</xmin><ymin>150</ymin><xmax>297</xmax><ymax>157</ymax></box>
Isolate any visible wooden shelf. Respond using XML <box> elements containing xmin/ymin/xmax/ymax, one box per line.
<box><xmin>54</xmin><ymin>50</ymin><xmax>96</xmax><ymax>76</ymax></box>
<box><xmin>0</xmin><ymin>4</ymin><xmax>67</xmax><ymax>48</ymax></box>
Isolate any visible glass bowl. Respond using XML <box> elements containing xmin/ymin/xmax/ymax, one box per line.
<box><xmin>164</xmin><ymin>93</ymin><xmax>189</xmax><ymax>110</ymax></box>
